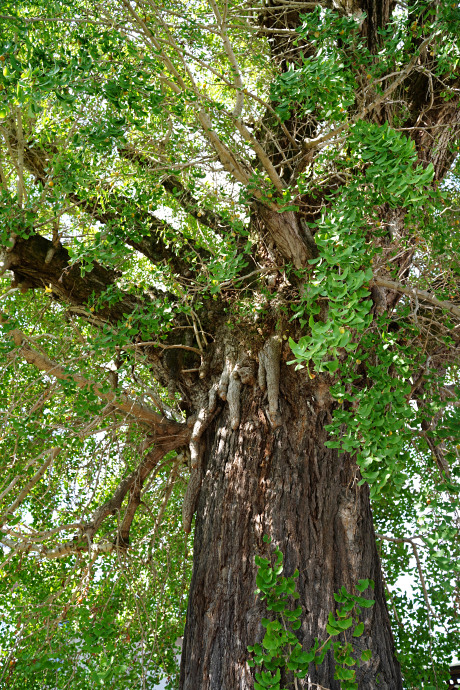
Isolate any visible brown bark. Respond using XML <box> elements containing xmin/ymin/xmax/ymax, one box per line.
<box><xmin>180</xmin><ymin>354</ymin><xmax>402</xmax><ymax>690</ymax></box>
<box><xmin>5</xmin><ymin>232</ymin><xmax>143</xmax><ymax>321</ymax></box>
<box><xmin>257</xmin><ymin>205</ymin><xmax>317</xmax><ymax>268</ymax></box>
<box><xmin>359</xmin><ymin>0</ymin><xmax>396</xmax><ymax>52</ymax></box>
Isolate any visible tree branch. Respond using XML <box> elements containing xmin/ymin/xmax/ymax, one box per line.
<box><xmin>1</xmin><ymin>312</ymin><xmax>190</xmax><ymax>435</ymax></box>
<box><xmin>118</xmin><ymin>146</ymin><xmax>233</xmax><ymax>237</ymax></box>
<box><xmin>0</xmin><ymin>447</ymin><xmax>61</xmax><ymax>524</ymax></box>
<box><xmin>12</xmin><ymin>135</ymin><xmax>208</xmax><ymax>276</ymax></box>
<box><xmin>3</xmin><ymin>230</ymin><xmax>149</xmax><ymax>320</ymax></box>
<box><xmin>207</xmin><ymin>0</ymin><xmax>245</xmax><ymax>118</ymax></box>
<box><xmin>0</xmin><ymin>533</ymin><xmax>115</xmax><ymax>560</ymax></box>
<box><xmin>0</xmin><ymin>441</ymin><xmax>186</xmax><ymax>560</ymax></box>
<box><xmin>372</xmin><ymin>277</ymin><xmax>460</xmax><ymax>319</ymax></box>
<box><xmin>302</xmin><ymin>34</ymin><xmax>439</xmax><ymax>153</ymax></box>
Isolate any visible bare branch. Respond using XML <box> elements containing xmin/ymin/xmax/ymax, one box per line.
<box><xmin>1</xmin><ymin>522</ymin><xmax>84</xmax><ymax>542</ymax></box>
<box><xmin>375</xmin><ymin>533</ymin><xmax>426</xmax><ymax>544</ymax></box>
<box><xmin>208</xmin><ymin>0</ymin><xmax>245</xmax><ymax>118</ymax></box>
<box><xmin>0</xmin><ymin>534</ymin><xmax>115</xmax><ymax>560</ymax></box>
<box><xmin>372</xmin><ymin>278</ymin><xmax>460</xmax><ymax>319</ymax></box>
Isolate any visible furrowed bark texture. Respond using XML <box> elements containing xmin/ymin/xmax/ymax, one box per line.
<box><xmin>180</xmin><ymin>359</ymin><xmax>402</xmax><ymax>689</ymax></box>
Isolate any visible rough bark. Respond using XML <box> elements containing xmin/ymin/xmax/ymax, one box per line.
<box><xmin>4</xmin><ymin>232</ymin><xmax>143</xmax><ymax>321</ymax></box>
<box><xmin>180</xmin><ymin>351</ymin><xmax>402</xmax><ymax>690</ymax></box>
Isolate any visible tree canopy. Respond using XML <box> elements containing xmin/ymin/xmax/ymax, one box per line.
<box><xmin>0</xmin><ymin>0</ymin><xmax>459</xmax><ymax>688</ymax></box>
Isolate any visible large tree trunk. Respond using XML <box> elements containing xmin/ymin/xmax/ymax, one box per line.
<box><xmin>180</xmin><ymin>353</ymin><xmax>402</xmax><ymax>689</ymax></box>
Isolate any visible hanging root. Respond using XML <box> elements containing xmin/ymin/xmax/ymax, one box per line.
<box><xmin>183</xmin><ymin>385</ymin><xmax>218</xmax><ymax>532</ymax></box>
<box><xmin>182</xmin><ymin>465</ymin><xmax>202</xmax><ymax>534</ymax></box>
<box><xmin>227</xmin><ymin>369</ymin><xmax>242</xmax><ymax>430</ymax></box>
<box><xmin>217</xmin><ymin>342</ymin><xmax>245</xmax><ymax>430</ymax></box>
<box><xmin>218</xmin><ymin>342</ymin><xmax>258</xmax><ymax>430</ymax></box>
<box><xmin>258</xmin><ymin>354</ymin><xmax>266</xmax><ymax>391</ymax></box>
<box><xmin>258</xmin><ymin>335</ymin><xmax>282</xmax><ymax>428</ymax></box>
<box><xmin>217</xmin><ymin>342</ymin><xmax>238</xmax><ymax>400</ymax></box>
<box><xmin>189</xmin><ymin>385</ymin><xmax>217</xmax><ymax>469</ymax></box>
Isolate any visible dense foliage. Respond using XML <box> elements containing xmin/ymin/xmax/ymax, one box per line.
<box><xmin>0</xmin><ymin>0</ymin><xmax>459</xmax><ymax>688</ymax></box>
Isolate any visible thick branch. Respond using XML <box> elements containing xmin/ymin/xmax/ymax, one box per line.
<box><xmin>3</xmin><ymin>230</ymin><xmax>147</xmax><ymax>321</ymax></box>
<box><xmin>2</xmin><ymin>128</ymin><xmax>206</xmax><ymax>278</ymax></box>
<box><xmin>89</xmin><ymin>442</ymin><xmax>184</xmax><ymax>542</ymax></box>
<box><xmin>15</xmin><ymin>136</ymin><xmax>205</xmax><ymax>276</ymax></box>
<box><xmin>372</xmin><ymin>277</ymin><xmax>460</xmax><ymax>320</ymax></box>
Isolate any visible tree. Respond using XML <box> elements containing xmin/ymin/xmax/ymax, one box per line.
<box><xmin>0</xmin><ymin>0</ymin><xmax>459</xmax><ymax>688</ymax></box>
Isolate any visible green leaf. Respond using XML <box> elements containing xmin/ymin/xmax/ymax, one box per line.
<box><xmin>352</xmin><ymin>622</ymin><xmax>364</xmax><ymax>637</ymax></box>
<box><xmin>326</xmin><ymin>623</ymin><xmax>341</xmax><ymax>636</ymax></box>
<box><xmin>335</xmin><ymin>617</ymin><xmax>353</xmax><ymax>631</ymax></box>
<box><xmin>356</xmin><ymin>579</ymin><xmax>370</xmax><ymax>592</ymax></box>
<box><xmin>354</xmin><ymin>596</ymin><xmax>374</xmax><ymax>608</ymax></box>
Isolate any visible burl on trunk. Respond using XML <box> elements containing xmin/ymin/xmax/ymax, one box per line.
<box><xmin>180</xmin><ymin>338</ymin><xmax>402</xmax><ymax>690</ymax></box>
